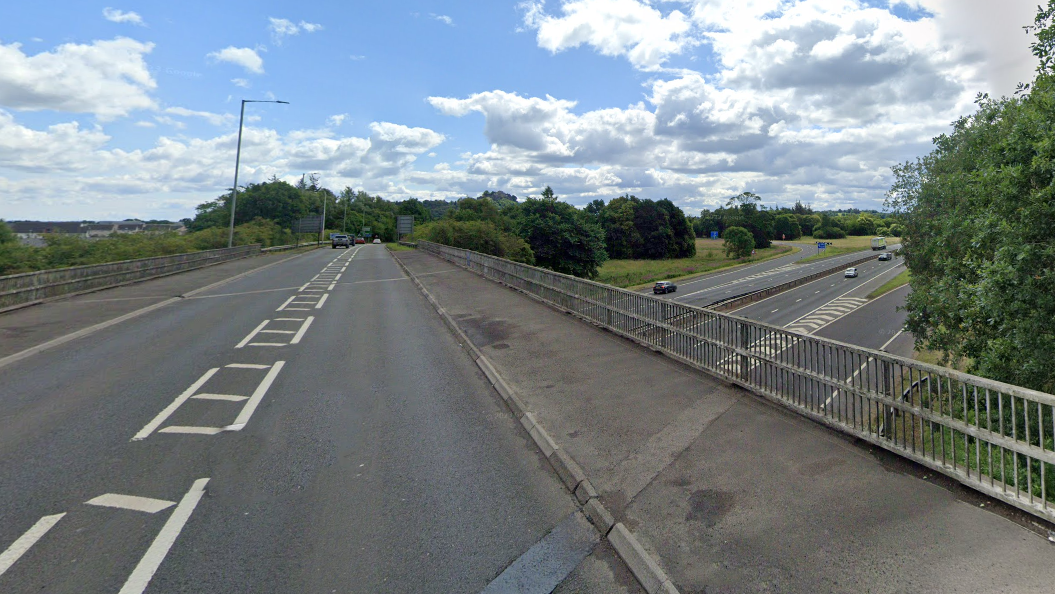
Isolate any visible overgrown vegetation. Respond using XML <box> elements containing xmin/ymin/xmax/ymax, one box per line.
<box><xmin>596</xmin><ymin>240</ymin><xmax>793</xmax><ymax>288</ymax></box>
<box><xmin>887</xmin><ymin>2</ymin><xmax>1055</xmax><ymax>393</ymax></box>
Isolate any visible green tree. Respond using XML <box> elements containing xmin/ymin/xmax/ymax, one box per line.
<box><xmin>0</xmin><ymin>220</ymin><xmax>15</xmax><ymax>245</ymax></box>
<box><xmin>773</xmin><ymin>214</ymin><xmax>802</xmax><ymax>240</ymax></box>
<box><xmin>886</xmin><ymin>2</ymin><xmax>1055</xmax><ymax>391</ymax></box>
<box><xmin>722</xmin><ymin>226</ymin><xmax>754</xmax><ymax>259</ymax></box>
<box><xmin>513</xmin><ymin>187</ymin><xmax>607</xmax><ymax>278</ymax></box>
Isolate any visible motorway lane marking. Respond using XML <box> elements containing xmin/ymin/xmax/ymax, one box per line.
<box><xmin>290</xmin><ymin>317</ymin><xmax>314</xmax><ymax>344</ymax></box>
<box><xmin>880</xmin><ymin>329</ymin><xmax>905</xmax><ymax>352</ymax></box>
<box><xmin>273</xmin><ymin>318</ymin><xmax>304</xmax><ymax>322</ymax></box>
<box><xmin>226</xmin><ymin>363</ymin><xmax>270</xmax><ymax>369</ymax></box>
<box><xmin>328</xmin><ymin>282</ymin><xmax>337</xmax><ymax>290</ymax></box>
<box><xmin>771</xmin><ymin>309</ymin><xmax>779</xmax><ymax>313</ymax></box>
<box><xmin>158</xmin><ymin>426</ymin><xmax>224</xmax><ymax>435</ymax></box>
<box><xmin>85</xmin><ymin>494</ymin><xmax>175</xmax><ymax>514</ymax></box>
<box><xmin>133</xmin><ymin>368</ymin><xmax>220</xmax><ymax>440</ymax></box>
<box><xmin>248</xmin><ymin>342</ymin><xmax>286</xmax><ymax>347</ymax></box>
<box><xmin>796</xmin><ymin>299</ymin><xmax>802</xmax><ymax>302</ymax></box>
<box><xmin>117</xmin><ymin>478</ymin><xmax>209</xmax><ymax>594</ymax></box>
<box><xmin>235</xmin><ymin>320</ymin><xmax>269</xmax><ymax>348</ymax></box>
<box><xmin>315</xmin><ymin>294</ymin><xmax>329</xmax><ymax>309</ymax></box>
<box><xmin>333</xmin><ymin>273</ymin><xmax>342</xmax><ymax>281</ymax></box>
<box><xmin>276</xmin><ymin>296</ymin><xmax>297</xmax><ymax>311</ymax></box>
<box><xmin>260</xmin><ymin>329</ymin><xmax>295</xmax><ymax>334</ymax></box>
<box><xmin>225</xmin><ymin>361</ymin><xmax>285</xmax><ymax>430</ymax></box>
<box><xmin>0</xmin><ymin>514</ymin><xmax>65</xmax><ymax>578</ymax></box>
<box><xmin>191</xmin><ymin>393</ymin><xmax>248</xmax><ymax>402</ymax></box>
<box><xmin>824</xmin><ymin>358</ymin><xmax>873</xmax><ymax>410</ymax></box>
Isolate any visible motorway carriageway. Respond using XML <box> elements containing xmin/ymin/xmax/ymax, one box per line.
<box><xmin>0</xmin><ymin>245</ymin><xmax>613</xmax><ymax>594</ymax></box>
<box><xmin>656</xmin><ymin>242</ymin><xmax>900</xmax><ymax>308</ymax></box>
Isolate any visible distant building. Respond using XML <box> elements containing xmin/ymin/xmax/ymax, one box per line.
<box><xmin>8</xmin><ymin>220</ymin><xmax>185</xmax><ymax>245</ymax></box>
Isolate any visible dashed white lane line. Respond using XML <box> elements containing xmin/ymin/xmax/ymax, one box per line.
<box><xmin>225</xmin><ymin>361</ymin><xmax>285</xmax><ymax>430</ymax></box>
<box><xmin>0</xmin><ymin>514</ymin><xmax>65</xmax><ymax>577</ymax></box>
<box><xmin>191</xmin><ymin>393</ymin><xmax>248</xmax><ymax>402</ymax></box>
<box><xmin>290</xmin><ymin>316</ymin><xmax>314</xmax><ymax>344</ymax></box>
<box><xmin>85</xmin><ymin>494</ymin><xmax>175</xmax><ymax>514</ymax></box>
<box><xmin>133</xmin><ymin>368</ymin><xmax>219</xmax><ymax>441</ymax></box>
<box><xmin>235</xmin><ymin>320</ymin><xmax>269</xmax><ymax>348</ymax></box>
<box><xmin>117</xmin><ymin>478</ymin><xmax>209</xmax><ymax>594</ymax></box>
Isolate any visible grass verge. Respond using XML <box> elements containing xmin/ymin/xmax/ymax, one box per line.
<box><xmin>385</xmin><ymin>242</ymin><xmax>415</xmax><ymax>252</ymax></box>
<box><xmin>867</xmin><ymin>269</ymin><xmax>910</xmax><ymax>299</ymax></box>
<box><xmin>791</xmin><ymin>235</ymin><xmax>901</xmax><ymax>263</ymax></box>
<box><xmin>596</xmin><ymin>239</ymin><xmax>795</xmax><ymax>289</ymax></box>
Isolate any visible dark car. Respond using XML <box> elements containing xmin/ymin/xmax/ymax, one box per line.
<box><xmin>878</xmin><ymin>252</ymin><xmax>892</xmax><ymax>261</ymax></box>
<box><xmin>331</xmin><ymin>234</ymin><xmax>351</xmax><ymax>248</ymax></box>
<box><xmin>653</xmin><ymin>281</ymin><xmax>677</xmax><ymax>294</ymax></box>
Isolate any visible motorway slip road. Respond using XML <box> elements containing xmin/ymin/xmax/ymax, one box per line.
<box><xmin>395</xmin><ymin>248</ymin><xmax>1055</xmax><ymax>594</ymax></box>
<box><xmin>0</xmin><ymin>245</ymin><xmax>634</xmax><ymax>593</ymax></box>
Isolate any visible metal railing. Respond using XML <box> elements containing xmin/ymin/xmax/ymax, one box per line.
<box><xmin>0</xmin><ymin>245</ymin><xmax>260</xmax><ymax>312</ymax></box>
<box><xmin>416</xmin><ymin>240</ymin><xmax>1055</xmax><ymax>524</ymax></box>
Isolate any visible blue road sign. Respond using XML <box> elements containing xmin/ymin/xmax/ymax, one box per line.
<box><xmin>817</xmin><ymin>242</ymin><xmax>826</xmax><ymax>250</ymax></box>
<box><xmin>710</xmin><ymin>231</ymin><xmax>719</xmax><ymax>239</ymax></box>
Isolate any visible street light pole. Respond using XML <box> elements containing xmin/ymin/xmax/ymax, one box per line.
<box><xmin>227</xmin><ymin>99</ymin><xmax>289</xmax><ymax>248</ymax></box>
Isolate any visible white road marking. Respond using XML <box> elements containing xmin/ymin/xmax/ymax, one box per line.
<box><xmin>85</xmin><ymin>494</ymin><xmax>175</xmax><ymax>514</ymax></box>
<box><xmin>274</xmin><ymin>317</ymin><xmax>305</xmax><ymax>322</ymax></box>
<box><xmin>275</xmin><ymin>296</ymin><xmax>297</xmax><ymax>311</ymax></box>
<box><xmin>158</xmin><ymin>426</ymin><xmax>224</xmax><ymax>435</ymax></box>
<box><xmin>225</xmin><ymin>361</ymin><xmax>286</xmax><ymax>430</ymax></box>
<box><xmin>226</xmin><ymin>363</ymin><xmax>270</xmax><ymax>369</ymax></box>
<box><xmin>328</xmin><ymin>282</ymin><xmax>336</xmax><ymax>290</ymax></box>
<box><xmin>283</xmin><ymin>307</ymin><xmax>311</xmax><ymax>311</ymax></box>
<box><xmin>290</xmin><ymin>317</ymin><xmax>314</xmax><ymax>344</ymax></box>
<box><xmin>133</xmin><ymin>368</ymin><xmax>219</xmax><ymax>440</ymax></box>
<box><xmin>796</xmin><ymin>299</ymin><xmax>802</xmax><ymax>302</ymax></box>
<box><xmin>880</xmin><ymin>329</ymin><xmax>905</xmax><ymax>352</ymax></box>
<box><xmin>333</xmin><ymin>273</ymin><xmax>342</xmax><ymax>281</ymax></box>
<box><xmin>235</xmin><ymin>320</ymin><xmax>269</xmax><ymax>348</ymax></box>
<box><xmin>117</xmin><ymin>478</ymin><xmax>209</xmax><ymax>594</ymax></box>
<box><xmin>260</xmin><ymin>330</ymin><xmax>295</xmax><ymax>334</ymax></box>
<box><xmin>298</xmin><ymin>283</ymin><xmax>310</xmax><ymax>291</ymax></box>
<box><xmin>248</xmin><ymin>342</ymin><xmax>286</xmax><ymax>347</ymax></box>
<box><xmin>191</xmin><ymin>393</ymin><xmax>248</xmax><ymax>402</ymax></box>
<box><xmin>315</xmin><ymin>294</ymin><xmax>329</xmax><ymax>309</ymax></box>
<box><xmin>0</xmin><ymin>514</ymin><xmax>65</xmax><ymax>577</ymax></box>
<box><xmin>771</xmin><ymin>309</ymin><xmax>779</xmax><ymax>313</ymax></box>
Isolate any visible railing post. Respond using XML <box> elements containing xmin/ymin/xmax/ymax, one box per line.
<box><xmin>739</xmin><ymin>321</ymin><xmax>749</xmax><ymax>383</ymax></box>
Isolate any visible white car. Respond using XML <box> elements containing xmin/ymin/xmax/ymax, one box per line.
<box><xmin>372</xmin><ymin>238</ymin><xmax>381</xmax><ymax>244</ymax></box>
<box><xmin>844</xmin><ymin>267</ymin><xmax>858</xmax><ymax>278</ymax></box>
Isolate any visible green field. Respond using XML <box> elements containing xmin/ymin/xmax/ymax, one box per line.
<box><xmin>596</xmin><ymin>239</ymin><xmax>795</xmax><ymax>289</ymax></box>
<box><xmin>791</xmin><ymin>235</ymin><xmax>900</xmax><ymax>263</ymax></box>
<box><xmin>867</xmin><ymin>269</ymin><xmax>910</xmax><ymax>299</ymax></box>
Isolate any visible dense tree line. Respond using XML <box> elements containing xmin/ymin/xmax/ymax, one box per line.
<box><xmin>887</xmin><ymin>2</ymin><xmax>1055</xmax><ymax>393</ymax></box>
<box><xmin>689</xmin><ymin>199</ymin><xmax>902</xmax><ymax>244</ymax></box>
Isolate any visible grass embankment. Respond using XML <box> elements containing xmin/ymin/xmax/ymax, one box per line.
<box><xmin>867</xmin><ymin>269</ymin><xmax>910</xmax><ymax>300</ymax></box>
<box><xmin>596</xmin><ymin>238</ymin><xmax>795</xmax><ymax>289</ymax></box>
<box><xmin>385</xmin><ymin>242</ymin><xmax>415</xmax><ymax>252</ymax></box>
<box><xmin>792</xmin><ymin>235</ymin><xmax>901</xmax><ymax>263</ymax></box>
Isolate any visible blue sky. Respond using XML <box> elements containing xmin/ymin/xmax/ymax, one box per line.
<box><xmin>0</xmin><ymin>0</ymin><xmax>1040</xmax><ymax>221</ymax></box>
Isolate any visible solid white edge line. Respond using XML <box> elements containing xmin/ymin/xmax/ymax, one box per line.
<box><xmin>327</xmin><ymin>282</ymin><xmax>336</xmax><ymax>290</ymax></box>
<box><xmin>234</xmin><ymin>320</ymin><xmax>269</xmax><ymax>349</ymax></box>
<box><xmin>333</xmin><ymin>273</ymin><xmax>342</xmax><ymax>281</ymax></box>
<box><xmin>226</xmin><ymin>361</ymin><xmax>285</xmax><ymax>429</ymax></box>
<box><xmin>85</xmin><ymin>494</ymin><xmax>175</xmax><ymax>514</ymax></box>
<box><xmin>117</xmin><ymin>478</ymin><xmax>209</xmax><ymax>594</ymax></box>
<box><xmin>275</xmin><ymin>296</ymin><xmax>296</xmax><ymax>312</ymax></box>
<box><xmin>289</xmin><ymin>317</ymin><xmax>314</xmax><ymax>345</ymax></box>
<box><xmin>315</xmin><ymin>294</ymin><xmax>329</xmax><ymax>309</ymax></box>
<box><xmin>880</xmin><ymin>329</ymin><xmax>905</xmax><ymax>352</ymax></box>
<box><xmin>132</xmin><ymin>368</ymin><xmax>219</xmax><ymax>441</ymax></box>
<box><xmin>0</xmin><ymin>513</ymin><xmax>65</xmax><ymax>577</ymax></box>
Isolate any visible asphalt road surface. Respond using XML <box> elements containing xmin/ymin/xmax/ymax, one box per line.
<box><xmin>0</xmin><ymin>245</ymin><xmax>607</xmax><ymax>593</ymax></box>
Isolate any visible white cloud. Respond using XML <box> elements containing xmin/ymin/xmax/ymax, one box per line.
<box><xmin>0</xmin><ymin>37</ymin><xmax>156</xmax><ymax>119</ymax></box>
<box><xmin>268</xmin><ymin>17</ymin><xmax>324</xmax><ymax>43</ymax></box>
<box><xmin>327</xmin><ymin>113</ymin><xmax>348</xmax><ymax>126</ymax></box>
<box><xmin>164</xmin><ymin>107</ymin><xmax>235</xmax><ymax>126</ymax></box>
<box><xmin>231</xmin><ymin>78</ymin><xmax>250</xmax><ymax>88</ymax></box>
<box><xmin>521</xmin><ymin>0</ymin><xmax>694</xmax><ymax>70</ymax></box>
<box><xmin>134</xmin><ymin>120</ymin><xmax>155</xmax><ymax>128</ymax></box>
<box><xmin>431</xmin><ymin>14</ymin><xmax>455</xmax><ymax>26</ymax></box>
<box><xmin>103</xmin><ymin>8</ymin><xmax>144</xmax><ymax>26</ymax></box>
<box><xmin>207</xmin><ymin>47</ymin><xmax>264</xmax><ymax>74</ymax></box>
<box><xmin>350</xmin><ymin>54</ymin><xmax>366</xmax><ymax>61</ymax></box>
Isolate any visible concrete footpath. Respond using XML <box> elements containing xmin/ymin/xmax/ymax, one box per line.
<box><xmin>394</xmin><ymin>248</ymin><xmax>1055</xmax><ymax>594</ymax></box>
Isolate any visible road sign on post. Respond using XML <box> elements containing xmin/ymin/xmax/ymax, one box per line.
<box><xmin>396</xmin><ymin>215</ymin><xmax>414</xmax><ymax>237</ymax></box>
<box><xmin>710</xmin><ymin>231</ymin><xmax>719</xmax><ymax>239</ymax></box>
<box><xmin>817</xmin><ymin>242</ymin><xmax>826</xmax><ymax>250</ymax></box>
<box><xmin>294</xmin><ymin>216</ymin><xmax>322</xmax><ymax>234</ymax></box>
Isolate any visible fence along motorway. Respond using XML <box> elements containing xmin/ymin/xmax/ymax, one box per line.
<box><xmin>0</xmin><ymin>244</ymin><xmax>260</xmax><ymax>312</ymax></box>
<box><xmin>415</xmin><ymin>240</ymin><xmax>1055</xmax><ymax>524</ymax></box>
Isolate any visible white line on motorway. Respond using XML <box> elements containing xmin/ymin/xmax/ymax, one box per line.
<box><xmin>226</xmin><ymin>363</ymin><xmax>270</xmax><ymax>369</ymax></box>
<box><xmin>133</xmin><ymin>368</ymin><xmax>220</xmax><ymax>440</ymax></box>
<box><xmin>235</xmin><ymin>320</ymin><xmax>269</xmax><ymax>348</ymax></box>
<box><xmin>85</xmin><ymin>494</ymin><xmax>175</xmax><ymax>514</ymax></box>
<box><xmin>0</xmin><ymin>514</ymin><xmax>65</xmax><ymax>577</ymax></box>
<box><xmin>117</xmin><ymin>478</ymin><xmax>209</xmax><ymax>594</ymax></box>
<box><xmin>225</xmin><ymin>361</ymin><xmax>285</xmax><ymax>430</ymax></box>
<box><xmin>880</xmin><ymin>329</ymin><xmax>905</xmax><ymax>351</ymax></box>
<box><xmin>275</xmin><ymin>296</ymin><xmax>297</xmax><ymax>311</ymax></box>
<box><xmin>290</xmin><ymin>316</ymin><xmax>314</xmax><ymax>344</ymax></box>
<box><xmin>315</xmin><ymin>294</ymin><xmax>329</xmax><ymax>309</ymax></box>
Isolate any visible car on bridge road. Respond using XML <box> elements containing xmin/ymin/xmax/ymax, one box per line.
<box><xmin>844</xmin><ymin>267</ymin><xmax>859</xmax><ymax>278</ymax></box>
<box><xmin>653</xmin><ymin>281</ymin><xmax>677</xmax><ymax>294</ymax></box>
